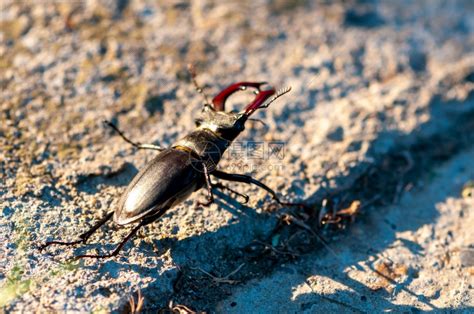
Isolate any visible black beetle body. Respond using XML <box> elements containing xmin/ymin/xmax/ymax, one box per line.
<box><xmin>115</xmin><ymin>95</ymin><xmax>263</xmax><ymax>226</ymax></box>
<box><xmin>115</xmin><ymin>148</ymin><xmax>202</xmax><ymax>225</ymax></box>
<box><xmin>40</xmin><ymin>80</ymin><xmax>294</xmax><ymax>259</ymax></box>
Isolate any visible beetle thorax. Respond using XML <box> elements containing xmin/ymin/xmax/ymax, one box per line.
<box><xmin>171</xmin><ymin>106</ymin><xmax>247</xmax><ymax>168</ymax></box>
<box><xmin>194</xmin><ymin>106</ymin><xmax>246</xmax><ymax>141</ymax></box>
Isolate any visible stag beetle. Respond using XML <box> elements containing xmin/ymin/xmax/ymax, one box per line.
<box><xmin>40</xmin><ymin>67</ymin><xmax>302</xmax><ymax>259</ymax></box>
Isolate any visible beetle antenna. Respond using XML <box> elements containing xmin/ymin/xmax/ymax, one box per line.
<box><xmin>187</xmin><ymin>63</ymin><xmax>211</xmax><ymax>105</ymax></box>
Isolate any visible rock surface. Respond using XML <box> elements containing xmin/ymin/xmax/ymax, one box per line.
<box><xmin>1</xmin><ymin>0</ymin><xmax>473</xmax><ymax>312</ymax></box>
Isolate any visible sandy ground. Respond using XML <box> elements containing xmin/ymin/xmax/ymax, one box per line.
<box><xmin>1</xmin><ymin>0</ymin><xmax>473</xmax><ymax>312</ymax></box>
<box><xmin>217</xmin><ymin>148</ymin><xmax>474</xmax><ymax>313</ymax></box>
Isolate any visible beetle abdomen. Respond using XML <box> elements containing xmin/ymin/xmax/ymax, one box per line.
<box><xmin>114</xmin><ymin>148</ymin><xmax>202</xmax><ymax>225</ymax></box>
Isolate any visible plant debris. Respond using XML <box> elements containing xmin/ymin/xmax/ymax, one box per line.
<box><xmin>369</xmin><ymin>260</ymin><xmax>409</xmax><ymax>292</ymax></box>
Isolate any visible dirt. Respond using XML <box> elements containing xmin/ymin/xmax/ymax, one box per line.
<box><xmin>217</xmin><ymin>147</ymin><xmax>474</xmax><ymax>313</ymax></box>
<box><xmin>1</xmin><ymin>0</ymin><xmax>473</xmax><ymax>312</ymax></box>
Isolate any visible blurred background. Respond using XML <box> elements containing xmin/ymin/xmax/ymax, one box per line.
<box><xmin>1</xmin><ymin>0</ymin><xmax>473</xmax><ymax>312</ymax></box>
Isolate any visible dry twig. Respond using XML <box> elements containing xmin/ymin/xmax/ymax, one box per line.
<box><xmin>191</xmin><ymin>263</ymin><xmax>245</xmax><ymax>284</ymax></box>
<box><xmin>128</xmin><ymin>289</ymin><xmax>144</xmax><ymax>314</ymax></box>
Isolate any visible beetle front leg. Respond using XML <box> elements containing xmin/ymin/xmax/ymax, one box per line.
<box><xmin>39</xmin><ymin>211</ymin><xmax>114</xmax><ymax>250</ymax></box>
<box><xmin>103</xmin><ymin>120</ymin><xmax>163</xmax><ymax>151</ymax></box>
<box><xmin>211</xmin><ymin>182</ymin><xmax>249</xmax><ymax>204</ymax></box>
<box><xmin>197</xmin><ymin>163</ymin><xmax>215</xmax><ymax>207</ymax></box>
<box><xmin>211</xmin><ymin>170</ymin><xmax>308</xmax><ymax>209</ymax></box>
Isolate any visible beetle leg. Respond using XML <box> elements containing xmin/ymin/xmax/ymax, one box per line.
<box><xmin>211</xmin><ymin>182</ymin><xmax>249</xmax><ymax>204</ymax></box>
<box><xmin>74</xmin><ymin>208</ymin><xmax>168</xmax><ymax>259</ymax></box>
<box><xmin>74</xmin><ymin>220</ymin><xmax>145</xmax><ymax>259</ymax></box>
<box><xmin>211</xmin><ymin>170</ymin><xmax>309</xmax><ymax>209</ymax></box>
<box><xmin>103</xmin><ymin>120</ymin><xmax>163</xmax><ymax>151</ymax></box>
<box><xmin>39</xmin><ymin>211</ymin><xmax>114</xmax><ymax>250</ymax></box>
<box><xmin>197</xmin><ymin>163</ymin><xmax>215</xmax><ymax>207</ymax></box>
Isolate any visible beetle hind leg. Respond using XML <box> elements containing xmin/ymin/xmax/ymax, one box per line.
<box><xmin>74</xmin><ymin>221</ymin><xmax>144</xmax><ymax>259</ymax></box>
<box><xmin>39</xmin><ymin>211</ymin><xmax>114</xmax><ymax>251</ymax></box>
<box><xmin>73</xmin><ymin>208</ymin><xmax>167</xmax><ymax>259</ymax></box>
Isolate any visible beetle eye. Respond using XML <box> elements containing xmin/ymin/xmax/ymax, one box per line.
<box><xmin>195</xmin><ymin>119</ymin><xmax>202</xmax><ymax>126</ymax></box>
<box><xmin>203</xmin><ymin>104</ymin><xmax>213</xmax><ymax>112</ymax></box>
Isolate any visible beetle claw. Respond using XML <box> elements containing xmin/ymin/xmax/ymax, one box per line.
<box><xmin>243</xmin><ymin>86</ymin><xmax>291</xmax><ymax>116</ymax></box>
<box><xmin>212</xmin><ymin>82</ymin><xmax>268</xmax><ymax>111</ymax></box>
<box><xmin>197</xmin><ymin>197</ymin><xmax>214</xmax><ymax>207</ymax></box>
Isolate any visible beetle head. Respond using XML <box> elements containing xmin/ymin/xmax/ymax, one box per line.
<box><xmin>195</xmin><ymin>104</ymin><xmax>246</xmax><ymax>141</ymax></box>
<box><xmin>195</xmin><ymin>83</ymin><xmax>291</xmax><ymax>141</ymax></box>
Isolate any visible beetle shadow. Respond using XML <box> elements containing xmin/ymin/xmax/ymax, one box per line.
<box><xmin>80</xmin><ymin>140</ymin><xmax>470</xmax><ymax>312</ymax></box>
<box><xmin>139</xmin><ymin>148</ymin><xmax>467</xmax><ymax>312</ymax></box>
<box><xmin>79</xmin><ymin>257</ymin><xmax>179</xmax><ymax>303</ymax></box>
<box><xmin>126</xmin><ymin>184</ymin><xmax>441</xmax><ymax>312</ymax></box>
<box><xmin>75</xmin><ymin>92</ymin><xmax>474</xmax><ymax>311</ymax></box>
<box><xmin>129</xmin><ymin>95</ymin><xmax>474</xmax><ymax>311</ymax></box>
<box><xmin>211</xmin><ymin>188</ymin><xmax>262</xmax><ymax>219</ymax></box>
<box><xmin>259</xmin><ymin>176</ymin><xmax>463</xmax><ymax>313</ymax></box>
